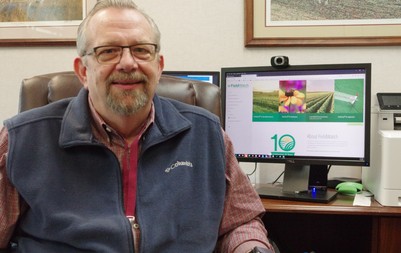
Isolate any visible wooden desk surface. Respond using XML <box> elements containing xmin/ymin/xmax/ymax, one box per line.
<box><xmin>258</xmin><ymin>185</ymin><xmax>401</xmax><ymax>217</ymax></box>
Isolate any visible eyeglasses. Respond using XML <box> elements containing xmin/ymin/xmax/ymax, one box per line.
<box><xmin>84</xmin><ymin>43</ymin><xmax>158</xmax><ymax>65</ymax></box>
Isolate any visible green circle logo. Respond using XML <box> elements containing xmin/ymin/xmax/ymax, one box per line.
<box><xmin>279</xmin><ymin>134</ymin><xmax>296</xmax><ymax>151</ymax></box>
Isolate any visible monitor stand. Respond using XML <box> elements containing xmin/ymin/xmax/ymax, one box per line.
<box><xmin>256</xmin><ymin>164</ymin><xmax>337</xmax><ymax>203</ymax></box>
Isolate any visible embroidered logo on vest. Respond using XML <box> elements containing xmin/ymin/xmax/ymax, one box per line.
<box><xmin>165</xmin><ymin>161</ymin><xmax>193</xmax><ymax>173</ymax></box>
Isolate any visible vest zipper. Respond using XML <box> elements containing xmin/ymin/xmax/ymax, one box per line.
<box><xmin>127</xmin><ymin>216</ymin><xmax>140</xmax><ymax>229</ymax></box>
<box><xmin>101</xmin><ymin>146</ymin><xmax>136</xmax><ymax>252</ymax></box>
<box><xmin>127</xmin><ymin>216</ymin><xmax>139</xmax><ymax>252</ymax></box>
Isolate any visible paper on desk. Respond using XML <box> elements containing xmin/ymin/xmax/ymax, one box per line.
<box><xmin>353</xmin><ymin>192</ymin><xmax>372</xmax><ymax>206</ymax></box>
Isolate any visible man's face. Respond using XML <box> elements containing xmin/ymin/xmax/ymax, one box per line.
<box><xmin>77</xmin><ymin>7</ymin><xmax>164</xmax><ymax>117</ymax></box>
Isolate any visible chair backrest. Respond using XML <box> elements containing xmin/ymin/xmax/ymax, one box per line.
<box><xmin>19</xmin><ymin>71</ymin><xmax>222</xmax><ymax>122</ymax></box>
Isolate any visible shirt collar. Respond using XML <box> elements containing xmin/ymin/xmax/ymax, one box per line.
<box><xmin>88</xmin><ymin>96</ymin><xmax>155</xmax><ymax>144</ymax></box>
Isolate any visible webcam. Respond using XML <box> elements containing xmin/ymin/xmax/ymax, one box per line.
<box><xmin>271</xmin><ymin>56</ymin><xmax>289</xmax><ymax>69</ymax></box>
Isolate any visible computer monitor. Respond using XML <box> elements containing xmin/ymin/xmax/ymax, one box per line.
<box><xmin>163</xmin><ymin>71</ymin><xmax>220</xmax><ymax>86</ymax></box>
<box><xmin>221</xmin><ymin>63</ymin><xmax>371</xmax><ymax>202</ymax></box>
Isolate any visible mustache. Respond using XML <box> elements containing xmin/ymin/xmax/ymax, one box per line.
<box><xmin>106</xmin><ymin>72</ymin><xmax>149</xmax><ymax>85</ymax></box>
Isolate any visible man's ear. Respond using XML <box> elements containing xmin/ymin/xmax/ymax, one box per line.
<box><xmin>157</xmin><ymin>54</ymin><xmax>164</xmax><ymax>78</ymax></box>
<box><xmin>74</xmin><ymin>57</ymin><xmax>88</xmax><ymax>89</ymax></box>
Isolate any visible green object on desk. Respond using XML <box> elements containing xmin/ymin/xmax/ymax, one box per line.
<box><xmin>335</xmin><ymin>182</ymin><xmax>363</xmax><ymax>195</ymax></box>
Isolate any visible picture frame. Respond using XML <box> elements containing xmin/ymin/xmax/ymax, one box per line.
<box><xmin>0</xmin><ymin>0</ymin><xmax>97</xmax><ymax>46</ymax></box>
<box><xmin>245</xmin><ymin>0</ymin><xmax>401</xmax><ymax>47</ymax></box>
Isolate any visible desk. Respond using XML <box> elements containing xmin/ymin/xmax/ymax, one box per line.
<box><xmin>259</xmin><ymin>188</ymin><xmax>401</xmax><ymax>253</ymax></box>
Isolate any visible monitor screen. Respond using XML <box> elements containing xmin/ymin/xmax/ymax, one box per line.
<box><xmin>163</xmin><ymin>71</ymin><xmax>220</xmax><ymax>86</ymax></box>
<box><xmin>221</xmin><ymin>63</ymin><xmax>371</xmax><ymax>202</ymax></box>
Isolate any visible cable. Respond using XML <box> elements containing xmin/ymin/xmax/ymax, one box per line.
<box><xmin>327</xmin><ymin>165</ymin><xmax>332</xmax><ymax>173</ymax></box>
<box><xmin>271</xmin><ymin>165</ymin><xmax>331</xmax><ymax>185</ymax></box>
<box><xmin>271</xmin><ymin>170</ymin><xmax>284</xmax><ymax>185</ymax></box>
<box><xmin>246</xmin><ymin>162</ymin><xmax>258</xmax><ymax>180</ymax></box>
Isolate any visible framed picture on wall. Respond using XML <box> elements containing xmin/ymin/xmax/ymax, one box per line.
<box><xmin>246</xmin><ymin>0</ymin><xmax>401</xmax><ymax>47</ymax></box>
<box><xmin>0</xmin><ymin>0</ymin><xmax>96</xmax><ymax>46</ymax></box>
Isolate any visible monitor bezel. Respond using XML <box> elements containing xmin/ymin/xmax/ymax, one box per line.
<box><xmin>221</xmin><ymin>63</ymin><xmax>371</xmax><ymax>167</ymax></box>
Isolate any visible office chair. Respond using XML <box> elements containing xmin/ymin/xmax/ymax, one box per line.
<box><xmin>19</xmin><ymin>71</ymin><xmax>222</xmax><ymax>123</ymax></box>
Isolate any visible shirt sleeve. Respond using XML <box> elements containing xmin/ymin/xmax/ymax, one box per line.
<box><xmin>215</xmin><ymin>130</ymin><xmax>274</xmax><ymax>253</ymax></box>
<box><xmin>0</xmin><ymin>127</ymin><xmax>21</xmax><ymax>249</ymax></box>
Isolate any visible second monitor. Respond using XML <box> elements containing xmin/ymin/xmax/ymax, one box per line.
<box><xmin>163</xmin><ymin>71</ymin><xmax>220</xmax><ymax>86</ymax></box>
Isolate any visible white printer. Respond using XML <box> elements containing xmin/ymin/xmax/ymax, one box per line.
<box><xmin>362</xmin><ymin>93</ymin><xmax>401</xmax><ymax>206</ymax></box>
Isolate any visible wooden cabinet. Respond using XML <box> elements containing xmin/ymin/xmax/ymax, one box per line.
<box><xmin>259</xmin><ymin>188</ymin><xmax>401</xmax><ymax>253</ymax></box>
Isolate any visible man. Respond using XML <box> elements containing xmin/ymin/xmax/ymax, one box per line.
<box><xmin>0</xmin><ymin>0</ymin><xmax>275</xmax><ymax>252</ymax></box>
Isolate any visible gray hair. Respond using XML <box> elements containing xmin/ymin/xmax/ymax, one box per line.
<box><xmin>76</xmin><ymin>0</ymin><xmax>161</xmax><ymax>57</ymax></box>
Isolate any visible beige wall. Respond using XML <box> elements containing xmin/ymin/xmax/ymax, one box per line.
<box><xmin>0</xmin><ymin>0</ymin><xmax>398</xmax><ymax>182</ymax></box>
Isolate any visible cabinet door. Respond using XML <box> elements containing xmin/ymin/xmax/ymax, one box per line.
<box><xmin>263</xmin><ymin>213</ymin><xmax>372</xmax><ymax>253</ymax></box>
<box><xmin>377</xmin><ymin>217</ymin><xmax>401</xmax><ymax>253</ymax></box>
